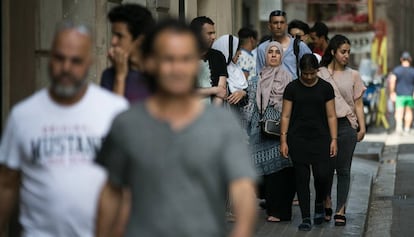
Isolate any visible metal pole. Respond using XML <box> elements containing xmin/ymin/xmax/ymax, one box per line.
<box><xmin>0</xmin><ymin>1</ymin><xmax>3</xmax><ymax>133</ymax></box>
<box><xmin>179</xmin><ymin>0</ymin><xmax>185</xmax><ymax>21</ymax></box>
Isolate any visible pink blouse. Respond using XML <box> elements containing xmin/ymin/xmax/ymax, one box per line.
<box><xmin>318</xmin><ymin>67</ymin><xmax>366</xmax><ymax>129</ymax></box>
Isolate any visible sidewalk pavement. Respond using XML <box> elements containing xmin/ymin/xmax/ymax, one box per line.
<box><xmin>364</xmin><ymin>129</ymin><xmax>414</xmax><ymax>237</ymax></box>
<box><xmin>253</xmin><ymin>148</ymin><xmax>379</xmax><ymax>237</ymax></box>
<box><xmin>229</xmin><ymin>127</ymin><xmax>414</xmax><ymax>237</ymax></box>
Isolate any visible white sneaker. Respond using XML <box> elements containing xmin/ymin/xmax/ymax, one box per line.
<box><xmin>403</xmin><ymin>128</ymin><xmax>411</xmax><ymax>136</ymax></box>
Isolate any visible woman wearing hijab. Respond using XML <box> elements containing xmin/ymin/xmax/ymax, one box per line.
<box><xmin>246</xmin><ymin>41</ymin><xmax>295</xmax><ymax>222</ymax></box>
<box><xmin>212</xmin><ymin>35</ymin><xmax>248</xmax><ymax>113</ymax></box>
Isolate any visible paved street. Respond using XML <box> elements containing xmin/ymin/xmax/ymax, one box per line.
<box><xmin>391</xmin><ymin>142</ymin><xmax>414</xmax><ymax>236</ymax></box>
<box><xmin>359</xmin><ymin>128</ymin><xmax>414</xmax><ymax>237</ymax></box>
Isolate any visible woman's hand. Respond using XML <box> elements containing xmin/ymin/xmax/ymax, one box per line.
<box><xmin>330</xmin><ymin>139</ymin><xmax>337</xmax><ymax>158</ymax></box>
<box><xmin>357</xmin><ymin>129</ymin><xmax>366</xmax><ymax>142</ymax></box>
<box><xmin>227</xmin><ymin>90</ymin><xmax>246</xmax><ymax>104</ymax></box>
<box><xmin>280</xmin><ymin>142</ymin><xmax>289</xmax><ymax>158</ymax></box>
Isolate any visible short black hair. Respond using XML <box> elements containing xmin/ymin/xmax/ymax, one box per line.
<box><xmin>190</xmin><ymin>16</ymin><xmax>215</xmax><ymax>35</ymax></box>
<box><xmin>238</xmin><ymin>27</ymin><xmax>258</xmax><ymax>40</ymax></box>
<box><xmin>268</xmin><ymin>10</ymin><xmax>287</xmax><ymax>22</ymax></box>
<box><xmin>108</xmin><ymin>4</ymin><xmax>155</xmax><ymax>39</ymax></box>
<box><xmin>300</xmin><ymin>54</ymin><xmax>319</xmax><ymax>71</ymax></box>
<box><xmin>310</xmin><ymin>21</ymin><xmax>329</xmax><ymax>40</ymax></box>
<box><xmin>288</xmin><ymin>20</ymin><xmax>310</xmax><ymax>35</ymax></box>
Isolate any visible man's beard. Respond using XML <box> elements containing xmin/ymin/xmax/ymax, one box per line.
<box><xmin>50</xmin><ymin>72</ymin><xmax>89</xmax><ymax>98</ymax></box>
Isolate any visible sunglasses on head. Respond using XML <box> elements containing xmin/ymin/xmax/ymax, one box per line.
<box><xmin>270</xmin><ymin>10</ymin><xmax>286</xmax><ymax>17</ymax></box>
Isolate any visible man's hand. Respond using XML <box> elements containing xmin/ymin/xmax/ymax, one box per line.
<box><xmin>227</xmin><ymin>91</ymin><xmax>246</xmax><ymax>105</ymax></box>
<box><xmin>108</xmin><ymin>47</ymin><xmax>129</xmax><ymax>79</ymax></box>
<box><xmin>0</xmin><ymin>165</ymin><xmax>20</xmax><ymax>234</ymax></box>
<box><xmin>280</xmin><ymin>142</ymin><xmax>289</xmax><ymax>158</ymax></box>
<box><xmin>215</xmin><ymin>86</ymin><xmax>227</xmax><ymax>99</ymax></box>
<box><xmin>108</xmin><ymin>47</ymin><xmax>129</xmax><ymax>96</ymax></box>
<box><xmin>96</xmin><ymin>182</ymin><xmax>123</xmax><ymax>237</ymax></box>
<box><xmin>390</xmin><ymin>91</ymin><xmax>397</xmax><ymax>102</ymax></box>
<box><xmin>229</xmin><ymin>179</ymin><xmax>256</xmax><ymax>237</ymax></box>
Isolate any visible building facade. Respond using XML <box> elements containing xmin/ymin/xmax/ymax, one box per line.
<box><xmin>0</xmin><ymin>0</ymin><xmax>410</xmax><ymax>128</ymax></box>
<box><xmin>1</xmin><ymin>0</ymin><xmax>261</xmax><ymax>128</ymax></box>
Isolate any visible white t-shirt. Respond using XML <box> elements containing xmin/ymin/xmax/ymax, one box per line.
<box><xmin>237</xmin><ymin>49</ymin><xmax>257</xmax><ymax>81</ymax></box>
<box><xmin>0</xmin><ymin>84</ymin><xmax>128</xmax><ymax>237</ymax></box>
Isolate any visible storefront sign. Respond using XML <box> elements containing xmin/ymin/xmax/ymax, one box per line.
<box><xmin>332</xmin><ymin>31</ymin><xmax>375</xmax><ymax>54</ymax></box>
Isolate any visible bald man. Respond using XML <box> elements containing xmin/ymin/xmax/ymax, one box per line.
<box><xmin>0</xmin><ymin>21</ymin><xmax>128</xmax><ymax>237</ymax></box>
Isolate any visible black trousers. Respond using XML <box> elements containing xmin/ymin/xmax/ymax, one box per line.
<box><xmin>294</xmin><ymin>161</ymin><xmax>332</xmax><ymax>219</ymax></box>
<box><xmin>263</xmin><ymin>167</ymin><xmax>296</xmax><ymax>220</ymax></box>
<box><xmin>327</xmin><ymin>118</ymin><xmax>357</xmax><ymax>213</ymax></box>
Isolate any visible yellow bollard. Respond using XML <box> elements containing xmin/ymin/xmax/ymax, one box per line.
<box><xmin>376</xmin><ymin>88</ymin><xmax>390</xmax><ymax>129</ymax></box>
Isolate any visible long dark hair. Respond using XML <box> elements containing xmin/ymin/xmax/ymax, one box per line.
<box><xmin>320</xmin><ymin>34</ymin><xmax>351</xmax><ymax>67</ymax></box>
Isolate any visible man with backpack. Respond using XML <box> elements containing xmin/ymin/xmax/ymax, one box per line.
<box><xmin>256</xmin><ymin>10</ymin><xmax>311</xmax><ymax>79</ymax></box>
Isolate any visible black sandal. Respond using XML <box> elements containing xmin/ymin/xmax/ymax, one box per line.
<box><xmin>325</xmin><ymin>208</ymin><xmax>333</xmax><ymax>222</ymax></box>
<box><xmin>298</xmin><ymin>218</ymin><xmax>312</xmax><ymax>231</ymax></box>
<box><xmin>334</xmin><ymin>214</ymin><xmax>346</xmax><ymax>226</ymax></box>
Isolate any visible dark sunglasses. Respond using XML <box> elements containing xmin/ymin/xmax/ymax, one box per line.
<box><xmin>270</xmin><ymin>10</ymin><xmax>286</xmax><ymax>17</ymax></box>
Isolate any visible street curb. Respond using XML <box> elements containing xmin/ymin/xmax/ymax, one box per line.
<box><xmin>348</xmin><ymin>170</ymin><xmax>374</xmax><ymax>237</ymax></box>
<box><xmin>364</xmin><ymin>136</ymin><xmax>400</xmax><ymax>237</ymax></box>
<box><xmin>363</xmin><ymin>167</ymin><xmax>377</xmax><ymax>236</ymax></box>
<box><xmin>354</xmin><ymin>141</ymin><xmax>385</xmax><ymax>161</ymax></box>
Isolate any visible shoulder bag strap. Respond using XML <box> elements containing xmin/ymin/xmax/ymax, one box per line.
<box><xmin>293</xmin><ymin>36</ymin><xmax>301</xmax><ymax>78</ymax></box>
<box><xmin>260</xmin><ymin>92</ymin><xmax>263</xmax><ymax>121</ymax></box>
<box><xmin>228</xmin><ymin>35</ymin><xmax>233</xmax><ymax>65</ymax></box>
<box><xmin>328</xmin><ymin>70</ymin><xmax>354</xmax><ymax>114</ymax></box>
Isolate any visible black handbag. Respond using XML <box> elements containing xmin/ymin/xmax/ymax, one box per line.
<box><xmin>259</xmin><ymin>93</ymin><xmax>281</xmax><ymax>138</ymax></box>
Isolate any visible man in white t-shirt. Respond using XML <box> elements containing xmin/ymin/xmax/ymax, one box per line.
<box><xmin>0</xmin><ymin>21</ymin><xmax>128</xmax><ymax>237</ymax></box>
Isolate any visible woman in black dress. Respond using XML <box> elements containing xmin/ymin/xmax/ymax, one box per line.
<box><xmin>280</xmin><ymin>54</ymin><xmax>338</xmax><ymax>231</ymax></box>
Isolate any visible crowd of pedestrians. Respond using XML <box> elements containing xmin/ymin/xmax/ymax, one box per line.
<box><xmin>0</xmin><ymin>4</ymin><xmax>368</xmax><ymax>237</ymax></box>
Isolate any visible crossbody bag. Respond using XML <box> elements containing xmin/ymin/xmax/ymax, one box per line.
<box><xmin>259</xmin><ymin>93</ymin><xmax>281</xmax><ymax>138</ymax></box>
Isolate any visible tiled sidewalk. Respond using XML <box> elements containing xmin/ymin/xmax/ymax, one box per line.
<box><xmin>254</xmin><ymin>158</ymin><xmax>376</xmax><ymax>237</ymax></box>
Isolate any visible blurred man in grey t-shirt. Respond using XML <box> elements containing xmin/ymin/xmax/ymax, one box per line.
<box><xmin>95</xmin><ymin>20</ymin><xmax>257</xmax><ymax>237</ymax></box>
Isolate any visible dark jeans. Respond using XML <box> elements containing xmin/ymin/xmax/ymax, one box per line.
<box><xmin>327</xmin><ymin>118</ymin><xmax>358</xmax><ymax>213</ymax></box>
<box><xmin>294</xmin><ymin>161</ymin><xmax>332</xmax><ymax>219</ymax></box>
<box><xmin>263</xmin><ymin>167</ymin><xmax>296</xmax><ymax>220</ymax></box>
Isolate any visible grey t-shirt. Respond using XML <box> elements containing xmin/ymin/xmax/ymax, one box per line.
<box><xmin>96</xmin><ymin>103</ymin><xmax>256</xmax><ymax>237</ymax></box>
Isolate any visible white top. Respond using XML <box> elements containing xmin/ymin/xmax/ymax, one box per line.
<box><xmin>0</xmin><ymin>84</ymin><xmax>128</xmax><ymax>237</ymax></box>
<box><xmin>238</xmin><ymin>49</ymin><xmax>257</xmax><ymax>81</ymax></box>
<box><xmin>227</xmin><ymin>62</ymin><xmax>248</xmax><ymax>93</ymax></box>
<box><xmin>212</xmin><ymin>35</ymin><xmax>248</xmax><ymax>93</ymax></box>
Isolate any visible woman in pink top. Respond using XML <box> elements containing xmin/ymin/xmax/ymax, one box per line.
<box><xmin>317</xmin><ymin>35</ymin><xmax>366</xmax><ymax>226</ymax></box>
